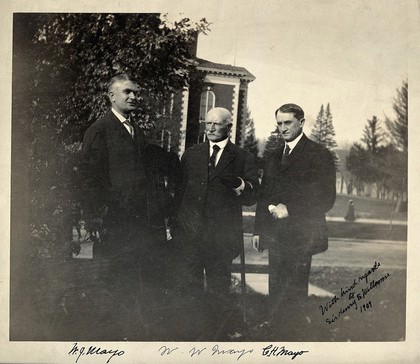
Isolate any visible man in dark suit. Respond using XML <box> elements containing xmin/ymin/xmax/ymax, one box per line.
<box><xmin>81</xmin><ymin>74</ymin><xmax>175</xmax><ymax>339</ymax></box>
<box><xmin>253</xmin><ymin>103</ymin><xmax>336</xmax><ymax>324</ymax></box>
<box><xmin>171</xmin><ymin>107</ymin><xmax>259</xmax><ymax>340</ymax></box>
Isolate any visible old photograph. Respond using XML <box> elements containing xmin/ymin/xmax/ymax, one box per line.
<box><xmin>2</xmin><ymin>0</ymin><xmax>419</xmax><ymax>363</ymax></box>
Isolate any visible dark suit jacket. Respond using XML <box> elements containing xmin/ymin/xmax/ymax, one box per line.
<box><xmin>254</xmin><ymin>134</ymin><xmax>336</xmax><ymax>256</ymax></box>
<box><xmin>81</xmin><ymin>111</ymin><xmax>169</xmax><ymax>231</ymax></box>
<box><xmin>172</xmin><ymin>140</ymin><xmax>259</xmax><ymax>259</ymax></box>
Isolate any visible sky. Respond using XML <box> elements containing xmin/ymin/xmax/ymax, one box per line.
<box><xmin>164</xmin><ymin>0</ymin><xmax>412</xmax><ymax>147</ymax></box>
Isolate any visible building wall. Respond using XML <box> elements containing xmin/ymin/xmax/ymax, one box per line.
<box><xmin>185</xmin><ymin>82</ymin><xmax>235</xmax><ymax>150</ymax></box>
<box><xmin>211</xmin><ymin>83</ymin><xmax>234</xmax><ymax>111</ymax></box>
<box><xmin>185</xmin><ymin>87</ymin><xmax>201</xmax><ymax>149</ymax></box>
<box><xmin>177</xmin><ymin>72</ymin><xmax>252</xmax><ymax>156</ymax></box>
<box><xmin>236</xmin><ymin>87</ymin><xmax>246</xmax><ymax>146</ymax></box>
<box><xmin>174</xmin><ymin>89</ymin><xmax>190</xmax><ymax>157</ymax></box>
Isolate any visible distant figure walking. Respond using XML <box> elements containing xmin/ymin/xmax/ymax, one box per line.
<box><xmin>345</xmin><ymin>199</ymin><xmax>356</xmax><ymax>221</ymax></box>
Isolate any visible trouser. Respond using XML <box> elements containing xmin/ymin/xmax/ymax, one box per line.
<box><xmin>91</xmin><ymin>216</ymin><xmax>168</xmax><ymax>339</ymax></box>
<box><xmin>169</xmin><ymin>231</ymin><xmax>242</xmax><ymax>340</ymax></box>
<box><xmin>268</xmin><ymin>246</ymin><xmax>312</xmax><ymax>312</ymax></box>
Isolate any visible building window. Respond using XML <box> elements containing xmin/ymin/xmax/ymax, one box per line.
<box><xmin>198</xmin><ymin>88</ymin><xmax>215</xmax><ymax>143</ymax></box>
<box><xmin>199</xmin><ymin>88</ymin><xmax>215</xmax><ymax>121</ymax></box>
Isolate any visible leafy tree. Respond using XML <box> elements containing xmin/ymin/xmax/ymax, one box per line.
<box><xmin>243</xmin><ymin>108</ymin><xmax>259</xmax><ymax>159</ymax></box>
<box><xmin>345</xmin><ymin>81</ymin><xmax>408</xmax><ymax>206</ymax></box>
<box><xmin>13</xmin><ymin>13</ymin><xmax>210</xmax><ymax>258</ymax></box>
<box><xmin>29</xmin><ymin>14</ymin><xmax>209</xmax><ymax>143</ymax></box>
<box><xmin>346</xmin><ymin>143</ymin><xmax>371</xmax><ymax>195</ymax></box>
<box><xmin>375</xmin><ymin>145</ymin><xmax>406</xmax><ymax>193</ymax></box>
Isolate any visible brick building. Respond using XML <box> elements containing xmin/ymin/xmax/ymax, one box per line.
<box><xmin>157</xmin><ymin>43</ymin><xmax>255</xmax><ymax>157</ymax></box>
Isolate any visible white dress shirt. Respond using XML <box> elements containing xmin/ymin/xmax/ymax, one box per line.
<box><xmin>284</xmin><ymin>132</ymin><xmax>304</xmax><ymax>154</ymax></box>
<box><xmin>209</xmin><ymin>138</ymin><xmax>229</xmax><ymax>166</ymax></box>
<box><xmin>112</xmin><ymin>108</ymin><xmax>133</xmax><ymax>137</ymax></box>
<box><xmin>209</xmin><ymin>138</ymin><xmax>245</xmax><ymax>195</ymax></box>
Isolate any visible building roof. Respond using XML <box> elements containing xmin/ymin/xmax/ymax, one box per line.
<box><xmin>195</xmin><ymin>57</ymin><xmax>256</xmax><ymax>82</ymax></box>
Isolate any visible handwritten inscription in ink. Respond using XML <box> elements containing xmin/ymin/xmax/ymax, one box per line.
<box><xmin>158</xmin><ymin>344</ymin><xmax>253</xmax><ymax>361</ymax></box>
<box><xmin>68</xmin><ymin>343</ymin><xmax>124</xmax><ymax>363</ymax></box>
<box><xmin>318</xmin><ymin>261</ymin><xmax>390</xmax><ymax>324</ymax></box>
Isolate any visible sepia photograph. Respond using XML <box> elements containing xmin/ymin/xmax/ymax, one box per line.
<box><xmin>2</xmin><ymin>0</ymin><xmax>419</xmax><ymax>363</ymax></box>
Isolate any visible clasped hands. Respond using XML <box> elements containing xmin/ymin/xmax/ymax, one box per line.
<box><xmin>267</xmin><ymin>203</ymin><xmax>289</xmax><ymax>219</ymax></box>
<box><xmin>253</xmin><ymin>203</ymin><xmax>289</xmax><ymax>252</ymax></box>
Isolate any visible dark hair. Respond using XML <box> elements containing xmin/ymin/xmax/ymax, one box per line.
<box><xmin>275</xmin><ymin>103</ymin><xmax>305</xmax><ymax>121</ymax></box>
<box><xmin>107</xmin><ymin>73</ymin><xmax>134</xmax><ymax>93</ymax></box>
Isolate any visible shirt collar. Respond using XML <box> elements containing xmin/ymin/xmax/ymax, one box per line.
<box><xmin>209</xmin><ymin>138</ymin><xmax>229</xmax><ymax>150</ymax></box>
<box><xmin>111</xmin><ymin>108</ymin><xmax>129</xmax><ymax>123</ymax></box>
<box><xmin>285</xmin><ymin>132</ymin><xmax>304</xmax><ymax>152</ymax></box>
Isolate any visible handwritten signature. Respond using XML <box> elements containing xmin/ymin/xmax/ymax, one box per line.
<box><xmin>68</xmin><ymin>343</ymin><xmax>124</xmax><ymax>363</ymax></box>
<box><xmin>262</xmin><ymin>344</ymin><xmax>309</xmax><ymax>359</ymax></box>
<box><xmin>159</xmin><ymin>344</ymin><xmax>254</xmax><ymax>361</ymax></box>
<box><xmin>318</xmin><ymin>261</ymin><xmax>391</xmax><ymax>324</ymax></box>
<box><xmin>159</xmin><ymin>344</ymin><xmax>309</xmax><ymax>361</ymax></box>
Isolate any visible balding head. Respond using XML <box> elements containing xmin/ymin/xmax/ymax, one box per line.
<box><xmin>205</xmin><ymin>107</ymin><xmax>233</xmax><ymax>142</ymax></box>
<box><xmin>206</xmin><ymin>107</ymin><xmax>232</xmax><ymax>124</ymax></box>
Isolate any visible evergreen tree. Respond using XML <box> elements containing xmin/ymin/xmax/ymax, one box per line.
<box><xmin>310</xmin><ymin>104</ymin><xmax>324</xmax><ymax>144</ymax></box>
<box><xmin>360</xmin><ymin>116</ymin><xmax>386</xmax><ymax>197</ymax></box>
<box><xmin>385</xmin><ymin>80</ymin><xmax>408</xmax><ymax>210</ymax></box>
<box><xmin>243</xmin><ymin>108</ymin><xmax>259</xmax><ymax>159</ymax></box>
<box><xmin>362</xmin><ymin>116</ymin><xmax>384</xmax><ymax>152</ymax></box>
<box><xmin>324</xmin><ymin>103</ymin><xmax>338</xmax><ymax>150</ymax></box>
<box><xmin>262</xmin><ymin>130</ymin><xmax>282</xmax><ymax>162</ymax></box>
<box><xmin>310</xmin><ymin>104</ymin><xmax>339</xmax><ymax>168</ymax></box>
<box><xmin>386</xmin><ymin>80</ymin><xmax>408</xmax><ymax>152</ymax></box>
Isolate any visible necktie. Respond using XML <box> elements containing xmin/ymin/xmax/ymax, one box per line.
<box><xmin>209</xmin><ymin>144</ymin><xmax>221</xmax><ymax>172</ymax></box>
<box><xmin>123</xmin><ymin>119</ymin><xmax>134</xmax><ymax>139</ymax></box>
<box><xmin>281</xmin><ymin>144</ymin><xmax>291</xmax><ymax>165</ymax></box>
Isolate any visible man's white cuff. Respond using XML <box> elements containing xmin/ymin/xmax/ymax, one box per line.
<box><xmin>234</xmin><ymin>177</ymin><xmax>246</xmax><ymax>196</ymax></box>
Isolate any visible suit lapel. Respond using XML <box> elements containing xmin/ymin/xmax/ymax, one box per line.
<box><xmin>193</xmin><ymin>141</ymin><xmax>210</xmax><ymax>179</ymax></box>
<box><xmin>133</xmin><ymin>122</ymin><xmax>145</xmax><ymax>156</ymax></box>
<box><xmin>280</xmin><ymin>134</ymin><xmax>308</xmax><ymax>171</ymax></box>
<box><xmin>210</xmin><ymin>140</ymin><xmax>235</xmax><ymax>181</ymax></box>
<box><xmin>107</xmin><ymin>111</ymin><xmax>136</xmax><ymax>143</ymax></box>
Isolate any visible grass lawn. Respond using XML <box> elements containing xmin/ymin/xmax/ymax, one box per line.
<box><xmin>327</xmin><ymin>194</ymin><xmax>407</xmax><ymax>221</ymax></box>
<box><xmin>243</xmin><ymin>193</ymin><xmax>407</xmax><ymax>221</ymax></box>
<box><xmin>326</xmin><ymin>221</ymin><xmax>406</xmax><ymax>241</ymax></box>
<box><xmin>11</xmin><ymin>197</ymin><xmax>406</xmax><ymax>342</ymax></box>
<box><xmin>229</xmin><ymin>265</ymin><xmax>405</xmax><ymax>342</ymax></box>
<box><xmin>242</xmin><ymin>216</ymin><xmax>406</xmax><ymax>241</ymax></box>
<box><xmin>12</xmin><ymin>257</ymin><xmax>406</xmax><ymax>342</ymax></box>
<box><xmin>242</xmin><ymin>193</ymin><xmax>407</xmax><ymax>241</ymax></box>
